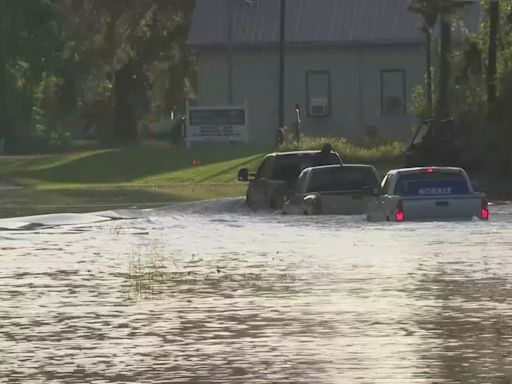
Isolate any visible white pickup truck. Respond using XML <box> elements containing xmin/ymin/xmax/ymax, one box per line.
<box><xmin>282</xmin><ymin>165</ymin><xmax>381</xmax><ymax>215</ymax></box>
<box><xmin>366</xmin><ymin>167</ymin><xmax>489</xmax><ymax>222</ymax></box>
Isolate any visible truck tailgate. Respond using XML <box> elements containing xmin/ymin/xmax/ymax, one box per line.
<box><xmin>319</xmin><ymin>191</ymin><xmax>376</xmax><ymax>215</ymax></box>
<box><xmin>401</xmin><ymin>195</ymin><xmax>484</xmax><ymax>220</ymax></box>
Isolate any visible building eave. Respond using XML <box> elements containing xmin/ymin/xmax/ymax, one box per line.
<box><xmin>187</xmin><ymin>40</ymin><xmax>425</xmax><ymax>51</ymax></box>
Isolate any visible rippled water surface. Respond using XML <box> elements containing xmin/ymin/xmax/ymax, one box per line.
<box><xmin>1</xmin><ymin>200</ymin><xmax>512</xmax><ymax>383</ymax></box>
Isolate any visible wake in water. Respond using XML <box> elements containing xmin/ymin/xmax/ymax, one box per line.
<box><xmin>1</xmin><ymin>197</ymin><xmax>510</xmax><ymax>231</ymax></box>
<box><xmin>0</xmin><ymin>198</ymin><xmax>256</xmax><ymax>231</ymax></box>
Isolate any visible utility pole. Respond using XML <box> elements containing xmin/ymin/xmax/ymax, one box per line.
<box><xmin>488</xmin><ymin>0</ymin><xmax>499</xmax><ymax>107</ymax></box>
<box><xmin>278</xmin><ymin>0</ymin><xmax>286</xmax><ymax>130</ymax></box>
<box><xmin>227</xmin><ymin>0</ymin><xmax>234</xmax><ymax>105</ymax></box>
<box><xmin>0</xmin><ymin>0</ymin><xmax>7</xmax><ymax>148</ymax></box>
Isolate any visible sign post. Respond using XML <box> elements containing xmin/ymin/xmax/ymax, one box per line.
<box><xmin>186</xmin><ymin>103</ymin><xmax>248</xmax><ymax>148</ymax></box>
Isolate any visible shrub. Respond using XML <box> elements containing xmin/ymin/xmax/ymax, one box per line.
<box><xmin>278</xmin><ymin>136</ymin><xmax>405</xmax><ymax>164</ymax></box>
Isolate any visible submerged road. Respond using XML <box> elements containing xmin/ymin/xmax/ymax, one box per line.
<box><xmin>1</xmin><ymin>199</ymin><xmax>512</xmax><ymax>383</ymax></box>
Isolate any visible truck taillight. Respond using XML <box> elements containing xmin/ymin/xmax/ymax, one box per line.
<box><xmin>481</xmin><ymin>198</ymin><xmax>489</xmax><ymax>220</ymax></box>
<box><xmin>395</xmin><ymin>200</ymin><xmax>404</xmax><ymax>222</ymax></box>
<box><xmin>312</xmin><ymin>197</ymin><xmax>322</xmax><ymax>215</ymax></box>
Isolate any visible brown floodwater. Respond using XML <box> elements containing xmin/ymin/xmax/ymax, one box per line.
<box><xmin>1</xmin><ymin>199</ymin><xmax>512</xmax><ymax>383</ymax></box>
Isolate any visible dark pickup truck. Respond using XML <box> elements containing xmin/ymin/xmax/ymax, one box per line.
<box><xmin>237</xmin><ymin>150</ymin><xmax>343</xmax><ymax>210</ymax></box>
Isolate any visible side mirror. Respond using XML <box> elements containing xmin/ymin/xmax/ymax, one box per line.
<box><xmin>238</xmin><ymin>168</ymin><xmax>249</xmax><ymax>182</ymax></box>
<box><xmin>471</xmin><ymin>181</ymin><xmax>478</xmax><ymax>191</ymax></box>
<box><xmin>362</xmin><ymin>186</ymin><xmax>379</xmax><ymax>195</ymax></box>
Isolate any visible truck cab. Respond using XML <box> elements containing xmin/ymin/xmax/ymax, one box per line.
<box><xmin>283</xmin><ymin>165</ymin><xmax>380</xmax><ymax>215</ymax></box>
<box><xmin>238</xmin><ymin>150</ymin><xmax>343</xmax><ymax>210</ymax></box>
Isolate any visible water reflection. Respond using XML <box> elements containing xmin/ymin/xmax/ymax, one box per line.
<box><xmin>0</xmin><ymin>200</ymin><xmax>511</xmax><ymax>383</ymax></box>
<box><xmin>415</xmin><ymin>273</ymin><xmax>512</xmax><ymax>383</ymax></box>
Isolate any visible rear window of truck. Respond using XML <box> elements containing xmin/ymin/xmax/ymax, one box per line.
<box><xmin>273</xmin><ymin>153</ymin><xmax>341</xmax><ymax>181</ymax></box>
<box><xmin>307</xmin><ymin>167</ymin><xmax>379</xmax><ymax>192</ymax></box>
<box><xmin>394</xmin><ymin>171</ymin><xmax>470</xmax><ymax>196</ymax></box>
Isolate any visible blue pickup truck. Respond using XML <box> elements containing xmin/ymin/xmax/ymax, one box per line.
<box><xmin>366</xmin><ymin>167</ymin><xmax>489</xmax><ymax>222</ymax></box>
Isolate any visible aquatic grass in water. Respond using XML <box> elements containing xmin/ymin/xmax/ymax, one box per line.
<box><xmin>128</xmin><ymin>241</ymin><xmax>177</xmax><ymax>299</ymax></box>
<box><xmin>127</xmin><ymin>242</ymin><xmax>299</xmax><ymax>300</ymax></box>
<box><xmin>128</xmin><ymin>242</ymin><xmax>231</xmax><ymax>299</ymax></box>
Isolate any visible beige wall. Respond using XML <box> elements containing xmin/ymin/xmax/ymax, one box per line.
<box><xmin>197</xmin><ymin>45</ymin><xmax>424</xmax><ymax>145</ymax></box>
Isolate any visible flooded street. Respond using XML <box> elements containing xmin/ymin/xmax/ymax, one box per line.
<box><xmin>1</xmin><ymin>200</ymin><xmax>512</xmax><ymax>383</ymax></box>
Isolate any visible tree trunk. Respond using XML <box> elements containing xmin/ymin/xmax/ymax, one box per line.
<box><xmin>487</xmin><ymin>0</ymin><xmax>499</xmax><ymax>107</ymax></box>
<box><xmin>166</xmin><ymin>58</ymin><xmax>186</xmax><ymax>113</ymax></box>
<box><xmin>437</xmin><ymin>17</ymin><xmax>452</xmax><ymax>119</ymax></box>
<box><xmin>113</xmin><ymin>61</ymin><xmax>138</xmax><ymax>143</ymax></box>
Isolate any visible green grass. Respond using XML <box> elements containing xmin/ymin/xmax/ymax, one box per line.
<box><xmin>0</xmin><ymin>144</ymin><xmax>269</xmax><ymax>187</ymax></box>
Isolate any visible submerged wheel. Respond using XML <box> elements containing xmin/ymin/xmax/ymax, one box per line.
<box><xmin>246</xmin><ymin>193</ymin><xmax>255</xmax><ymax>209</ymax></box>
<box><xmin>269</xmin><ymin>194</ymin><xmax>285</xmax><ymax>210</ymax></box>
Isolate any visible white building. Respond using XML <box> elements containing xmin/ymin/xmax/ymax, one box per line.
<box><xmin>188</xmin><ymin>0</ymin><xmax>480</xmax><ymax>145</ymax></box>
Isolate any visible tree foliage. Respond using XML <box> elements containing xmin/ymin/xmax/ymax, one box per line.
<box><xmin>409</xmin><ymin>0</ymin><xmax>471</xmax><ymax>118</ymax></box>
<box><xmin>0</xmin><ymin>0</ymin><xmax>63</xmax><ymax>150</ymax></box>
<box><xmin>410</xmin><ymin>0</ymin><xmax>512</xmax><ymax>172</ymax></box>
<box><xmin>0</xmin><ymin>0</ymin><xmax>195</xmax><ymax>152</ymax></box>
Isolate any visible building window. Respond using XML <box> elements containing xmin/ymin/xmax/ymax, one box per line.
<box><xmin>306</xmin><ymin>71</ymin><xmax>331</xmax><ymax>118</ymax></box>
<box><xmin>380</xmin><ymin>69</ymin><xmax>406</xmax><ymax>116</ymax></box>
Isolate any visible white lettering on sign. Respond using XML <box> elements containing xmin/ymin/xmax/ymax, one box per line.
<box><xmin>418</xmin><ymin>187</ymin><xmax>453</xmax><ymax>195</ymax></box>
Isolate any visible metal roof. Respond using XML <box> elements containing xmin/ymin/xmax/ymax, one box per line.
<box><xmin>188</xmin><ymin>0</ymin><xmax>482</xmax><ymax>48</ymax></box>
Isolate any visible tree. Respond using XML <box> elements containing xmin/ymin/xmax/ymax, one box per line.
<box><xmin>409</xmin><ymin>0</ymin><xmax>440</xmax><ymax>115</ymax></box>
<box><xmin>0</xmin><ymin>0</ymin><xmax>61</xmax><ymax>151</ymax></box>
<box><xmin>59</xmin><ymin>0</ymin><xmax>196</xmax><ymax>144</ymax></box>
<box><xmin>409</xmin><ymin>0</ymin><xmax>469</xmax><ymax>118</ymax></box>
<box><xmin>0</xmin><ymin>0</ymin><xmax>197</xmax><ymax>151</ymax></box>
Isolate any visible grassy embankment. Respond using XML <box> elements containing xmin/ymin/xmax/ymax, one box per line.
<box><xmin>0</xmin><ymin>139</ymin><xmax>405</xmax><ymax>218</ymax></box>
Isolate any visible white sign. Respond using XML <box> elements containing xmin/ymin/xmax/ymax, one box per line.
<box><xmin>186</xmin><ymin>104</ymin><xmax>248</xmax><ymax>148</ymax></box>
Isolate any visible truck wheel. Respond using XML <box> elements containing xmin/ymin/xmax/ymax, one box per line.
<box><xmin>269</xmin><ymin>194</ymin><xmax>284</xmax><ymax>210</ymax></box>
<box><xmin>246</xmin><ymin>194</ymin><xmax>255</xmax><ymax>209</ymax></box>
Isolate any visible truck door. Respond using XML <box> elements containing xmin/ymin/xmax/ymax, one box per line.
<box><xmin>250</xmin><ymin>156</ymin><xmax>274</xmax><ymax>208</ymax></box>
<box><xmin>368</xmin><ymin>174</ymin><xmax>392</xmax><ymax>221</ymax></box>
